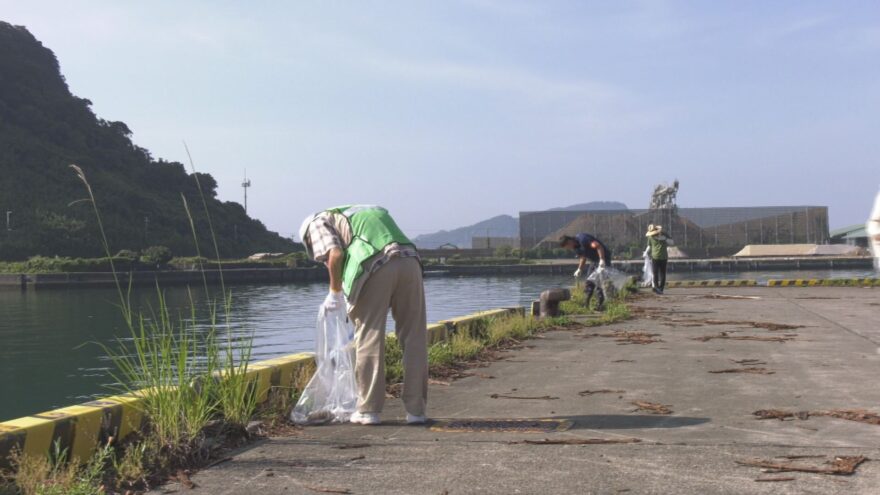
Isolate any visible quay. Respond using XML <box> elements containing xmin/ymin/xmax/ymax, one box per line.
<box><xmin>152</xmin><ymin>285</ymin><xmax>880</xmax><ymax>494</ymax></box>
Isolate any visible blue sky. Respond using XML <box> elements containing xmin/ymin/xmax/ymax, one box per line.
<box><xmin>3</xmin><ymin>0</ymin><xmax>879</xmax><ymax>236</ymax></box>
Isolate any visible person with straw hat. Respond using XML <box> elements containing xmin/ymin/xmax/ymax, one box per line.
<box><xmin>646</xmin><ymin>224</ymin><xmax>674</xmax><ymax>294</ymax></box>
<box><xmin>299</xmin><ymin>205</ymin><xmax>427</xmax><ymax>426</ymax></box>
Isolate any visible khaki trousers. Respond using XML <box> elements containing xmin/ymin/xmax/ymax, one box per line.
<box><xmin>348</xmin><ymin>256</ymin><xmax>427</xmax><ymax>416</ymax></box>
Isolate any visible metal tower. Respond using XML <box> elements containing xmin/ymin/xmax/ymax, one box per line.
<box><xmin>242</xmin><ymin>171</ymin><xmax>252</xmax><ymax>214</ymax></box>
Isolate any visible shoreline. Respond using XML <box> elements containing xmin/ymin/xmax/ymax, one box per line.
<box><xmin>0</xmin><ymin>256</ymin><xmax>873</xmax><ymax>290</ymax></box>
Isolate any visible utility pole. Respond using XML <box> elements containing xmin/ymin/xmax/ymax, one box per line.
<box><xmin>242</xmin><ymin>170</ymin><xmax>252</xmax><ymax>214</ymax></box>
<box><xmin>5</xmin><ymin>210</ymin><xmax>10</xmax><ymax>231</ymax></box>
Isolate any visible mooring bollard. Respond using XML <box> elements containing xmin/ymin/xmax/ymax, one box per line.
<box><xmin>536</xmin><ymin>288</ymin><xmax>571</xmax><ymax>318</ymax></box>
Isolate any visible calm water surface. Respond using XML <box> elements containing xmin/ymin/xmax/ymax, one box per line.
<box><xmin>0</xmin><ymin>269</ymin><xmax>874</xmax><ymax>420</ymax></box>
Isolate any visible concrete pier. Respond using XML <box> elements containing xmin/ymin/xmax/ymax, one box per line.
<box><xmin>157</xmin><ymin>286</ymin><xmax>880</xmax><ymax>494</ymax></box>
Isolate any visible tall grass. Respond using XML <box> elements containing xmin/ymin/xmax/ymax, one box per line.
<box><xmin>58</xmin><ymin>163</ymin><xmax>259</xmax><ymax>485</ymax></box>
<box><xmin>103</xmin><ymin>293</ymin><xmax>220</xmax><ymax>449</ymax></box>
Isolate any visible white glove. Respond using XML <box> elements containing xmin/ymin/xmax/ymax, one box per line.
<box><xmin>599</xmin><ymin>259</ymin><xmax>606</xmax><ymax>268</ymax></box>
<box><xmin>595</xmin><ymin>264</ymin><xmax>606</xmax><ymax>274</ymax></box>
<box><xmin>322</xmin><ymin>290</ymin><xmax>346</xmax><ymax>312</ymax></box>
<box><xmin>573</xmin><ymin>268</ymin><xmax>582</xmax><ymax>278</ymax></box>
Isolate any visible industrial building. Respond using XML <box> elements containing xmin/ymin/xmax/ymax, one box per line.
<box><xmin>519</xmin><ymin>206</ymin><xmax>829</xmax><ymax>257</ymax></box>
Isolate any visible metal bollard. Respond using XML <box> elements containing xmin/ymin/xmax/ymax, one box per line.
<box><xmin>537</xmin><ymin>288</ymin><xmax>571</xmax><ymax>318</ymax></box>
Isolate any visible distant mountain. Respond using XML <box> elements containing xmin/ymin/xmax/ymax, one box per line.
<box><xmin>0</xmin><ymin>22</ymin><xmax>296</xmax><ymax>260</ymax></box>
<box><xmin>548</xmin><ymin>201</ymin><xmax>628</xmax><ymax>211</ymax></box>
<box><xmin>412</xmin><ymin>215</ymin><xmax>518</xmax><ymax>249</ymax></box>
<box><xmin>412</xmin><ymin>201</ymin><xmax>629</xmax><ymax>249</ymax></box>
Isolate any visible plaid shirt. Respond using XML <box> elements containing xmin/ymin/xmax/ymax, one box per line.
<box><xmin>306</xmin><ymin>211</ymin><xmax>420</xmax><ymax>303</ymax></box>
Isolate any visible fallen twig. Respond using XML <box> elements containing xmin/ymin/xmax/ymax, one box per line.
<box><xmin>699</xmin><ymin>294</ymin><xmax>762</xmax><ymax>300</ymax></box>
<box><xmin>754</xmin><ymin>477</ymin><xmax>795</xmax><ymax>482</ymax></box>
<box><xmin>512</xmin><ymin>438</ymin><xmax>641</xmax><ymax>445</ymax></box>
<box><xmin>599</xmin><ymin>330</ymin><xmax>663</xmax><ymax>345</ymax></box>
<box><xmin>333</xmin><ymin>443</ymin><xmax>371</xmax><ymax>450</ymax></box>
<box><xmin>709</xmin><ymin>367</ymin><xmax>775</xmax><ymax>375</ymax></box>
<box><xmin>703</xmin><ymin>319</ymin><xmax>802</xmax><ymax>331</ymax></box>
<box><xmin>736</xmin><ymin>456</ymin><xmax>867</xmax><ymax>475</ymax></box>
<box><xmin>490</xmin><ymin>394</ymin><xmax>559</xmax><ymax>400</ymax></box>
<box><xmin>304</xmin><ymin>486</ymin><xmax>352</xmax><ymax>494</ymax></box>
<box><xmin>203</xmin><ymin>456</ymin><xmax>233</xmax><ymax>469</ymax></box>
<box><xmin>579</xmin><ymin>389</ymin><xmax>625</xmax><ymax>396</ymax></box>
<box><xmin>731</xmin><ymin>358</ymin><xmax>767</xmax><ymax>365</ymax></box>
<box><xmin>612</xmin><ymin>359</ymin><xmax>635</xmax><ymax>363</ymax></box>
<box><xmin>631</xmin><ymin>400</ymin><xmax>672</xmax><ymax>415</ymax></box>
<box><xmin>692</xmin><ymin>332</ymin><xmax>794</xmax><ymax>343</ymax></box>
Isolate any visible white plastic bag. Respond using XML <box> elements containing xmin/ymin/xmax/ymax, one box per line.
<box><xmin>641</xmin><ymin>254</ymin><xmax>654</xmax><ymax>288</ymax></box>
<box><xmin>587</xmin><ymin>266</ymin><xmax>631</xmax><ymax>297</ymax></box>
<box><xmin>291</xmin><ymin>307</ymin><xmax>358</xmax><ymax>425</ymax></box>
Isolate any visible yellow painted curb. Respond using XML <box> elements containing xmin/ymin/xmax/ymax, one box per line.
<box><xmin>1</xmin><ymin>308</ymin><xmax>529</xmax><ymax>465</ymax></box>
<box><xmin>665</xmin><ymin>280</ymin><xmax>758</xmax><ymax>288</ymax></box>
<box><xmin>0</xmin><ymin>353</ymin><xmax>315</xmax><ymax>466</ymax></box>
<box><xmin>766</xmin><ymin>278</ymin><xmax>880</xmax><ymax>287</ymax></box>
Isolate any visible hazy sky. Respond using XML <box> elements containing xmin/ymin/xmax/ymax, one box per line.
<box><xmin>3</xmin><ymin>1</ymin><xmax>879</xmax><ymax>237</ymax></box>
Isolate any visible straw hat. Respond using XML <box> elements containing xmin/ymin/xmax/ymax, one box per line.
<box><xmin>646</xmin><ymin>224</ymin><xmax>663</xmax><ymax>237</ymax></box>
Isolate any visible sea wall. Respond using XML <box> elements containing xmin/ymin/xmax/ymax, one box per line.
<box><xmin>0</xmin><ymin>257</ymin><xmax>872</xmax><ymax>290</ymax></box>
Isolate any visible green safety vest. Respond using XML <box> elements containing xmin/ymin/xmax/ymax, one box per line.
<box><xmin>325</xmin><ymin>205</ymin><xmax>415</xmax><ymax>297</ymax></box>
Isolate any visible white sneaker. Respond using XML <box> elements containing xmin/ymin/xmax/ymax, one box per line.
<box><xmin>350</xmin><ymin>411</ymin><xmax>380</xmax><ymax>425</ymax></box>
<box><xmin>406</xmin><ymin>413</ymin><xmax>427</xmax><ymax>424</ymax></box>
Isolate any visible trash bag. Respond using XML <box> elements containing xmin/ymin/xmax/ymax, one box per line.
<box><xmin>641</xmin><ymin>254</ymin><xmax>654</xmax><ymax>288</ymax></box>
<box><xmin>291</xmin><ymin>307</ymin><xmax>358</xmax><ymax>425</ymax></box>
<box><xmin>587</xmin><ymin>266</ymin><xmax>631</xmax><ymax>299</ymax></box>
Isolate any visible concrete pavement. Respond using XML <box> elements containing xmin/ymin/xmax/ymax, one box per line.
<box><xmin>155</xmin><ymin>287</ymin><xmax>880</xmax><ymax>494</ymax></box>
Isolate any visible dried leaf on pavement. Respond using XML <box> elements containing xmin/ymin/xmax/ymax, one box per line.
<box><xmin>631</xmin><ymin>400</ymin><xmax>672</xmax><ymax>415</ymax></box>
<box><xmin>753</xmin><ymin>408</ymin><xmax>880</xmax><ymax>425</ymax></box>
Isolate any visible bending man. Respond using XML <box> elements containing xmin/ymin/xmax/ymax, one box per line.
<box><xmin>299</xmin><ymin>205</ymin><xmax>427</xmax><ymax>425</ymax></box>
<box><xmin>559</xmin><ymin>233</ymin><xmax>612</xmax><ymax>310</ymax></box>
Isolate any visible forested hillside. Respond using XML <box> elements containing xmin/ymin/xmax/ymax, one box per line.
<box><xmin>0</xmin><ymin>21</ymin><xmax>295</xmax><ymax>260</ymax></box>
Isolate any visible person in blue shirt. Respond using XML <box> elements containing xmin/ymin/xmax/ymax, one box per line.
<box><xmin>559</xmin><ymin>233</ymin><xmax>612</xmax><ymax>309</ymax></box>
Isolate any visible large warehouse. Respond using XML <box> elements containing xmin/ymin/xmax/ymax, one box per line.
<box><xmin>519</xmin><ymin>206</ymin><xmax>830</xmax><ymax>257</ymax></box>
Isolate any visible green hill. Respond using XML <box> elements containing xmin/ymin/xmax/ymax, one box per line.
<box><xmin>0</xmin><ymin>21</ymin><xmax>295</xmax><ymax>260</ymax></box>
